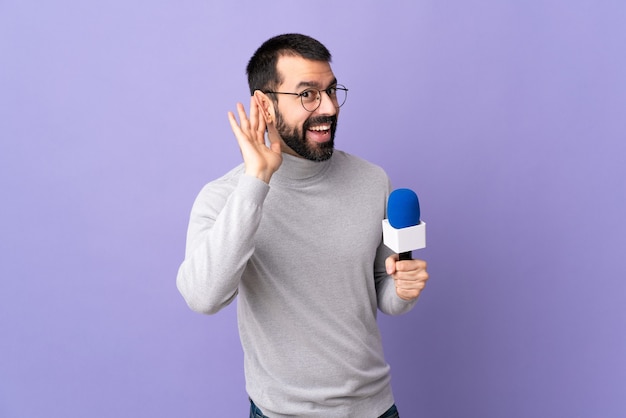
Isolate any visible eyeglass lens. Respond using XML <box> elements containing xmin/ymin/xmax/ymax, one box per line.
<box><xmin>301</xmin><ymin>86</ymin><xmax>347</xmax><ymax>111</ymax></box>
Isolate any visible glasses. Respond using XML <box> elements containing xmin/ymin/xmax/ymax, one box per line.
<box><xmin>264</xmin><ymin>84</ymin><xmax>348</xmax><ymax>112</ymax></box>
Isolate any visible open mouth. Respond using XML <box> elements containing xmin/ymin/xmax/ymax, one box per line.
<box><xmin>306</xmin><ymin>122</ymin><xmax>332</xmax><ymax>143</ymax></box>
<box><xmin>308</xmin><ymin>123</ymin><xmax>331</xmax><ymax>133</ymax></box>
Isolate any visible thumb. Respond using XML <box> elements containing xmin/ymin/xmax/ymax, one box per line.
<box><xmin>385</xmin><ymin>254</ymin><xmax>399</xmax><ymax>275</ymax></box>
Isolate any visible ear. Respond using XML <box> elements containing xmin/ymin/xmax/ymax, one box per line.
<box><xmin>253</xmin><ymin>90</ymin><xmax>275</xmax><ymax>125</ymax></box>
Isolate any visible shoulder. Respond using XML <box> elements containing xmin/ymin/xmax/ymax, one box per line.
<box><xmin>192</xmin><ymin>164</ymin><xmax>245</xmax><ymax>216</ymax></box>
<box><xmin>198</xmin><ymin>164</ymin><xmax>244</xmax><ymax>198</ymax></box>
<box><xmin>330</xmin><ymin>150</ymin><xmax>391</xmax><ymax>188</ymax></box>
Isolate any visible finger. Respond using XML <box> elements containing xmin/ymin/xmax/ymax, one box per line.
<box><xmin>395</xmin><ymin>283</ymin><xmax>425</xmax><ymax>301</ymax></box>
<box><xmin>269</xmin><ymin>140</ymin><xmax>282</xmax><ymax>155</ymax></box>
<box><xmin>385</xmin><ymin>254</ymin><xmax>399</xmax><ymax>275</ymax></box>
<box><xmin>249</xmin><ymin>95</ymin><xmax>260</xmax><ymax>136</ymax></box>
<box><xmin>395</xmin><ymin>278</ymin><xmax>427</xmax><ymax>291</ymax></box>
<box><xmin>395</xmin><ymin>272</ymin><xmax>428</xmax><ymax>290</ymax></box>
<box><xmin>252</xmin><ymin>95</ymin><xmax>267</xmax><ymax>139</ymax></box>
<box><xmin>228</xmin><ymin>107</ymin><xmax>253</xmax><ymax>152</ymax></box>
<box><xmin>395</xmin><ymin>269</ymin><xmax>429</xmax><ymax>284</ymax></box>
<box><xmin>395</xmin><ymin>259</ymin><xmax>427</xmax><ymax>272</ymax></box>
<box><xmin>227</xmin><ymin>110</ymin><xmax>241</xmax><ymax>134</ymax></box>
<box><xmin>236</xmin><ymin>102</ymin><xmax>250</xmax><ymax>132</ymax></box>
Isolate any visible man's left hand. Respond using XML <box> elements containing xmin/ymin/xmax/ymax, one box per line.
<box><xmin>385</xmin><ymin>255</ymin><xmax>429</xmax><ymax>301</ymax></box>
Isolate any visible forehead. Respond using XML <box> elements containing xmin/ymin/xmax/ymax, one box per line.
<box><xmin>276</xmin><ymin>55</ymin><xmax>335</xmax><ymax>90</ymax></box>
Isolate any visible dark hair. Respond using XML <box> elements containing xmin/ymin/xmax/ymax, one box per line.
<box><xmin>246</xmin><ymin>33</ymin><xmax>332</xmax><ymax>95</ymax></box>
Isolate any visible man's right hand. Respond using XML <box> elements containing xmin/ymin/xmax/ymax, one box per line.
<box><xmin>228</xmin><ymin>95</ymin><xmax>282</xmax><ymax>184</ymax></box>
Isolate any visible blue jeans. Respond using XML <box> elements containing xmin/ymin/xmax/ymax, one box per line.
<box><xmin>249</xmin><ymin>399</ymin><xmax>399</xmax><ymax>418</ymax></box>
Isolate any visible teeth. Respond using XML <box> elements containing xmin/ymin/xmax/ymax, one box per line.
<box><xmin>309</xmin><ymin>124</ymin><xmax>330</xmax><ymax>132</ymax></box>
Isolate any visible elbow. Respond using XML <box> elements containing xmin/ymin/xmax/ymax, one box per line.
<box><xmin>183</xmin><ymin>297</ymin><xmax>223</xmax><ymax>315</ymax></box>
<box><xmin>379</xmin><ymin>300</ymin><xmax>416</xmax><ymax>316</ymax></box>
<box><xmin>176</xmin><ymin>268</ymin><xmax>235</xmax><ymax>315</ymax></box>
<box><xmin>377</xmin><ymin>293</ymin><xmax>418</xmax><ymax>316</ymax></box>
<box><xmin>177</xmin><ymin>284</ymin><xmax>231</xmax><ymax>315</ymax></box>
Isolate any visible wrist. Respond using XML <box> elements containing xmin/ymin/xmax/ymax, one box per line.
<box><xmin>245</xmin><ymin>167</ymin><xmax>272</xmax><ymax>183</ymax></box>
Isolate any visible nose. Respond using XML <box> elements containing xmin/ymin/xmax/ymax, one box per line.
<box><xmin>316</xmin><ymin>90</ymin><xmax>338</xmax><ymax>115</ymax></box>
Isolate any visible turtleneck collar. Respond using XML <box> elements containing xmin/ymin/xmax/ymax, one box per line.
<box><xmin>271</xmin><ymin>152</ymin><xmax>333</xmax><ymax>185</ymax></box>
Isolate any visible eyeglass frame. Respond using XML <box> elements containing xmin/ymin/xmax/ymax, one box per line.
<box><xmin>263</xmin><ymin>84</ymin><xmax>348</xmax><ymax>112</ymax></box>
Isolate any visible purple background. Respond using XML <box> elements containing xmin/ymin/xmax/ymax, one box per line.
<box><xmin>1</xmin><ymin>1</ymin><xmax>625</xmax><ymax>417</ymax></box>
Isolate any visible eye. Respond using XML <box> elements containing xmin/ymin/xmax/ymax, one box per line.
<box><xmin>326</xmin><ymin>86</ymin><xmax>338</xmax><ymax>96</ymax></box>
<box><xmin>299</xmin><ymin>89</ymin><xmax>314</xmax><ymax>99</ymax></box>
<box><xmin>299</xmin><ymin>89</ymin><xmax>318</xmax><ymax>103</ymax></box>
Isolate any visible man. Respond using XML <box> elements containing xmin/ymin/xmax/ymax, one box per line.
<box><xmin>176</xmin><ymin>33</ymin><xmax>429</xmax><ymax>418</ymax></box>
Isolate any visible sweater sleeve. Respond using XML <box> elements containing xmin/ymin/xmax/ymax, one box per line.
<box><xmin>176</xmin><ymin>173</ymin><xmax>269</xmax><ymax>314</ymax></box>
<box><xmin>373</xmin><ymin>240</ymin><xmax>418</xmax><ymax>315</ymax></box>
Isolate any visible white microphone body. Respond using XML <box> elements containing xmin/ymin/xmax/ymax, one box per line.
<box><xmin>382</xmin><ymin>219</ymin><xmax>426</xmax><ymax>254</ymax></box>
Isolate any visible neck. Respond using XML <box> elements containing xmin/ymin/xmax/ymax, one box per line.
<box><xmin>272</xmin><ymin>152</ymin><xmax>333</xmax><ymax>184</ymax></box>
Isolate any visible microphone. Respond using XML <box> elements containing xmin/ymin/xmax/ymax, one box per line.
<box><xmin>382</xmin><ymin>188</ymin><xmax>426</xmax><ymax>260</ymax></box>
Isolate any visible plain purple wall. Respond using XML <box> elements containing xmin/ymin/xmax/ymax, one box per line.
<box><xmin>1</xmin><ymin>1</ymin><xmax>625</xmax><ymax>417</ymax></box>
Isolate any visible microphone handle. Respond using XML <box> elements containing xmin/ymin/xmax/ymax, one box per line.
<box><xmin>399</xmin><ymin>251</ymin><xmax>413</xmax><ymax>261</ymax></box>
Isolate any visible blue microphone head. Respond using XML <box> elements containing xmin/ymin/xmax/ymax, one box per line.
<box><xmin>387</xmin><ymin>188</ymin><xmax>420</xmax><ymax>229</ymax></box>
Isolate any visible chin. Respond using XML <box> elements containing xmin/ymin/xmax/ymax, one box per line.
<box><xmin>306</xmin><ymin>139</ymin><xmax>334</xmax><ymax>162</ymax></box>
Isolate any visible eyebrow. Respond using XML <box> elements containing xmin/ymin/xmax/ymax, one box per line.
<box><xmin>295</xmin><ymin>77</ymin><xmax>338</xmax><ymax>91</ymax></box>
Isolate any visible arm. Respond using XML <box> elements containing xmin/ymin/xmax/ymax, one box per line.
<box><xmin>176</xmin><ymin>174</ymin><xmax>268</xmax><ymax>314</ymax></box>
<box><xmin>176</xmin><ymin>95</ymin><xmax>282</xmax><ymax>314</ymax></box>
<box><xmin>374</xmin><ymin>179</ymin><xmax>430</xmax><ymax>315</ymax></box>
<box><xmin>373</xmin><ymin>242</ymin><xmax>416</xmax><ymax>315</ymax></box>
<box><xmin>374</xmin><ymin>242</ymin><xmax>429</xmax><ymax>315</ymax></box>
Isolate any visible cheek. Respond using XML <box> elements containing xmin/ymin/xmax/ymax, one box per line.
<box><xmin>294</xmin><ymin>115</ymin><xmax>310</xmax><ymax>130</ymax></box>
<box><xmin>281</xmin><ymin>106</ymin><xmax>310</xmax><ymax>127</ymax></box>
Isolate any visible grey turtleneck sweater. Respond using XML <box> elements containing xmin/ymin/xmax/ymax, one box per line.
<box><xmin>177</xmin><ymin>150</ymin><xmax>417</xmax><ymax>418</ymax></box>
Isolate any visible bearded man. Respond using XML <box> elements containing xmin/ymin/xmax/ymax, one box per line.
<box><xmin>176</xmin><ymin>33</ymin><xmax>429</xmax><ymax>418</ymax></box>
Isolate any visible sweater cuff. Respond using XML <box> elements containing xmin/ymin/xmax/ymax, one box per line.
<box><xmin>236</xmin><ymin>173</ymin><xmax>271</xmax><ymax>205</ymax></box>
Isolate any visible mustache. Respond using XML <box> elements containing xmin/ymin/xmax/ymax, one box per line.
<box><xmin>303</xmin><ymin>115</ymin><xmax>337</xmax><ymax>130</ymax></box>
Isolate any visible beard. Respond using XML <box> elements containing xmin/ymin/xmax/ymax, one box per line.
<box><xmin>275</xmin><ymin>112</ymin><xmax>338</xmax><ymax>162</ymax></box>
